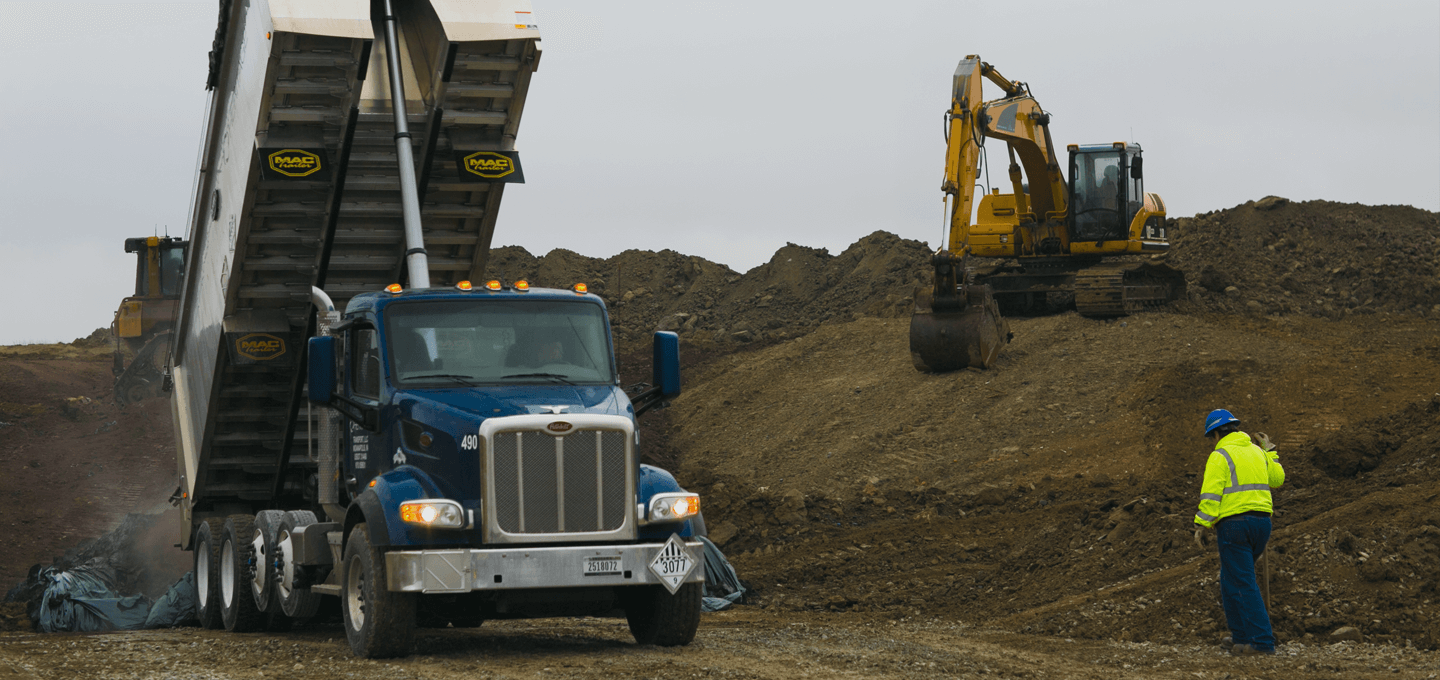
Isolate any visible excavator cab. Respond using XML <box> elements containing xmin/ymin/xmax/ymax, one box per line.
<box><xmin>1069</xmin><ymin>144</ymin><xmax>1144</xmax><ymax>243</ymax></box>
<box><xmin>112</xmin><ymin>236</ymin><xmax>187</xmax><ymax>404</ymax></box>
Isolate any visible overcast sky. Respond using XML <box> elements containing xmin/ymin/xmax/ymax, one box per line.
<box><xmin>1</xmin><ymin>0</ymin><xmax>1436</xmax><ymax>344</ymax></box>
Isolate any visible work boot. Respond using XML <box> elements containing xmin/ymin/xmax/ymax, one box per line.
<box><xmin>1231</xmin><ymin>644</ymin><xmax>1276</xmax><ymax>656</ymax></box>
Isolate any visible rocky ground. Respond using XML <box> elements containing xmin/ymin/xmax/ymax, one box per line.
<box><xmin>2</xmin><ymin>611</ymin><xmax>1439</xmax><ymax>679</ymax></box>
<box><xmin>1</xmin><ymin>198</ymin><xmax>1436</xmax><ymax>676</ymax></box>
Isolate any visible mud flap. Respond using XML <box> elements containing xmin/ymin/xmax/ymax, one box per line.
<box><xmin>909</xmin><ymin>284</ymin><xmax>1010</xmax><ymax>371</ymax></box>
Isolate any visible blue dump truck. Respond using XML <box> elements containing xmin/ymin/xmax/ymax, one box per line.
<box><xmin>166</xmin><ymin>0</ymin><xmax>704</xmax><ymax>658</ymax></box>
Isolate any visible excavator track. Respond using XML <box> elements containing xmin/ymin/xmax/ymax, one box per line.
<box><xmin>1072</xmin><ymin>262</ymin><xmax>1186</xmax><ymax>317</ymax></box>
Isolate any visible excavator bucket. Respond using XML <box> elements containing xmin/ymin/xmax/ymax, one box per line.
<box><xmin>909</xmin><ymin>284</ymin><xmax>1011</xmax><ymax>371</ymax></box>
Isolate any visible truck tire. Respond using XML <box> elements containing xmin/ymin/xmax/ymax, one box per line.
<box><xmin>622</xmin><ymin>582</ymin><xmax>701</xmax><ymax>646</ymax></box>
<box><xmin>251</xmin><ymin>510</ymin><xmax>289</xmax><ymax>630</ymax></box>
<box><xmin>192</xmin><ymin>518</ymin><xmax>224</xmax><ymax>629</ymax></box>
<box><xmin>341</xmin><ymin>523</ymin><xmax>415</xmax><ymax>658</ymax></box>
<box><xmin>220</xmin><ymin>514</ymin><xmax>265</xmax><ymax>632</ymax></box>
<box><xmin>277</xmin><ymin>510</ymin><xmax>322</xmax><ymax>619</ymax></box>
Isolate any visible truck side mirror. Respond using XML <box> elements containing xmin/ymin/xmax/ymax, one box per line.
<box><xmin>652</xmin><ymin>331</ymin><xmax>681</xmax><ymax>398</ymax></box>
<box><xmin>1130</xmin><ymin>156</ymin><xmax>1143</xmax><ymax>179</ymax></box>
<box><xmin>307</xmin><ymin>336</ymin><xmax>336</xmax><ymax>404</ymax></box>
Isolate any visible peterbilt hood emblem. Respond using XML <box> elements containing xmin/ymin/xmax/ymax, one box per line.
<box><xmin>533</xmin><ymin>405</ymin><xmax>569</xmax><ymax>414</ymax></box>
<box><xmin>546</xmin><ymin>421</ymin><xmax>574</xmax><ymax>434</ymax></box>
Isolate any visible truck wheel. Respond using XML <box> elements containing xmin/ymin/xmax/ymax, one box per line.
<box><xmin>622</xmin><ymin>582</ymin><xmax>701</xmax><ymax>646</ymax></box>
<box><xmin>277</xmin><ymin>510</ymin><xmax>322</xmax><ymax>619</ymax></box>
<box><xmin>251</xmin><ymin>511</ymin><xmax>289</xmax><ymax>627</ymax></box>
<box><xmin>341</xmin><ymin>524</ymin><xmax>415</xmax><ymax>658</ymax></box>
<box><xmin>220</xmin><ymin>514</ymin><xmax>265</xmax><ymax>632</ymax></box>
<box><xmin>193</xmin><ymin>518</ymin><xmax>224</xmax><ymax>629</ymax></box>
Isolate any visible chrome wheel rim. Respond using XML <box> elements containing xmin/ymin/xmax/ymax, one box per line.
<box><xmin>196</xmin><ymin>541</ymin><xmax>210</xmax><ymax>609</ymax></box>
<box><xmin>250</xmin><ymin>530</ymin><xmax>267</xmax><ymax>600</ymax></box>
<box><xmin>345</xmin><ymin>554</ymin><xmax>366</xmax><ymax>630</ymax></box>
<box><xmin>220</xmin><ymin>538</ymin><xmax>235</xmax><ymax>607</ymax></box>
<box><xmin>277</xmin><ymin>530</ymin><xmax>295</xmax><ymax>601</ymax></box>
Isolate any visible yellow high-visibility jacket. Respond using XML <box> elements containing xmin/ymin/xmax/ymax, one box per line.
<box><xmin>1194</xmin><ymin>431</ymin><xmax>1284</xmax><ymax>528</ymax></box>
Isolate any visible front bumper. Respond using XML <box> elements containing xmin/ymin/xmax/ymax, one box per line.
<box><xmin>385</xmin><ymin>541</ymin><xmax>705</xmax><ymax>594</ymax></box>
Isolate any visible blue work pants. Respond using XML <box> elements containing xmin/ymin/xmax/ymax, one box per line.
<box><xmin>1216</xmin><ymin>514</ymin><xmax>1274</xmax><ymax>651</ymax></box>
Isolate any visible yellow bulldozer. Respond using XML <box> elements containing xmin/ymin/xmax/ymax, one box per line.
<box><xmin>112</xmin><ymin>236</ymin><xmax>186</xmax><ymax>404</ymax></box>
<box><xmin>910</xmin><ymin>56</ymin><xmax>1186</xmax><ymax>372</ymax></box>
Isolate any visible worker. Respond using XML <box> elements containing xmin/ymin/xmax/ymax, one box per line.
<box><xmin>1097</xmin><ymin>164</ymin><xmax>1120</xmax><ymax>210</ymax></box>
<box><xmin>1192</xmin><ymin>408</ymin><xmax>1285</xmax><ymax>656</ymax></box>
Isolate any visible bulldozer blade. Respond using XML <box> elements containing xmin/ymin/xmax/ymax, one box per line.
<box><xmin>909</xmin><ymin>285</ymin><xmax>1010</xmax><ymax>372</ymax></box>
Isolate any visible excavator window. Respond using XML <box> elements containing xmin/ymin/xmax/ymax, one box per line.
<box><xmin>1125</xmin><ymin>153</ymin><xmax>1144</xmax><ymax>227</ymax></box>
<box><xmin>129</xmin><ymin>242</ymin><xmax>187</xmax><ymax>298</ymax></box>
<box><xmin>1070</xmin><ymin>151</ymin><xmax>1128</xmax><ymax>241</ymax></box>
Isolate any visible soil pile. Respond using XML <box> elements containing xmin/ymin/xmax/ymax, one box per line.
<box><xmin>669</xmin><ymin>312</ymin><xmax>1440</xmax><ymax>648</ymax></box>
<box><xmin>1167</xmin><ymin>198</ymin><xmax>1439</xmax><ymax>319</ymax></box>
<box><xmin>487</xmin><ymin>231</ymin><xmax>933</xmax><ymax>348</ymax></box>
<box><xmin>0</xmin><ymin>335</ymin><xmax>179</xmax><ymax>592</ymax></box>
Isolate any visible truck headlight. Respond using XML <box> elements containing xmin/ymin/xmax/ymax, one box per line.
<box><xmin>646</xmin><ymin>493</ymin><xmax>700</xmax><ymax>523</ymax></box>
<box><xmin>399</xmin><ymin>500</ymin><xmax>466</xmax><ymax>528</ymax></box>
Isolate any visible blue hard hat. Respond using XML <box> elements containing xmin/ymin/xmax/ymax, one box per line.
<box><xmin>1204</xmin><ymin>409</ymin><xmax>1240</xmax><ymax>435</ymax></box>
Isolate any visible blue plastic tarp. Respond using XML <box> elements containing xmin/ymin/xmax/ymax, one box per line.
<box><xmin>36</xmin><ymin>565</ymin><xmax>150</xmax><ymax>633</ymax></box>
<box><xmin>698</xmin><ymin>537</ymin><xmax>746</xmax><ymax>612</ymax></box>
<box><xmin>143</xmin><ymin>572</ymin><xmax>198</xmax><ymax>629</ymax></box>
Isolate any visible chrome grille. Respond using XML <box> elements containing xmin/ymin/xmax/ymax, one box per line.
<box><xmin>489</xmin><ymin>428</ymin><xmax>628</xmax><ymax>534</ymax></box>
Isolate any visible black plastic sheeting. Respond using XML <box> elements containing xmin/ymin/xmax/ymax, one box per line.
<box><xmin>144</xmin><ymin>572</ymin><xmax>198</xmax><ymax>629</ymax></box>
<box><xmin>698</xmin><ymin>537</ymin><xmax>747</xmax><ymax>612</ymax></box>
<box><xmin>3</xmin><ymin>513</ymin><xmax>197</xmax><ymax>632</ymax></box>
<box><xmin>27</xmin><ymin>568</ymin><xmax>195</xmax><ymax>633</ymax></box>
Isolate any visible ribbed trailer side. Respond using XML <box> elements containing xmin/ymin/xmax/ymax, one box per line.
<box><xmin>171</xmin><ymin>0</ymin><xmax>540</xmax><ymax>546</ymax></box>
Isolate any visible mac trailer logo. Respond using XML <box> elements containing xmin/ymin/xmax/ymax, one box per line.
<box><xmin>454</xmin><ymin>150</ymin><xmax>525</xmax><ymax>183</ymax></box>
<box><xmin>234</xmin><ymin>333</ymin><xmax>286</xmax><ymax>361</ymax></box>
<box><xmin>267</xmin><ymin>149</ymin><xmax>323</xmax><ymax>177</ymax></box>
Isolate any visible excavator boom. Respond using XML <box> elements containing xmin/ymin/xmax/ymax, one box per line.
<box><xmin>911</xmin><ymin>55</ymin><xmax>1182</xmax><ymax>372</ymax></box>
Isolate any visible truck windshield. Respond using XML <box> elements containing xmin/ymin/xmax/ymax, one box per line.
<box><xmin>385</xmin><ymin>299</ymin><xmax>614</xmax><ymax>386</ymax></box>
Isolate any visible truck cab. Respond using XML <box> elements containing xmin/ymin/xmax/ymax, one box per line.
<box><xmin>300</xmin><ymin>281</ymin><xmax>704</xmax><ymax>655</ymax></box>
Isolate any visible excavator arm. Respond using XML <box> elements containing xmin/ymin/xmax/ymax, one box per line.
<box><xmin>912</xmin><ymin>56</ymin><xmax>1060</xmax><ymax>372</ymax></box>
<box><xmin>942</xmin><ymin>57</ymin><xmax>1067</xmax><ymax>254</ymax></box>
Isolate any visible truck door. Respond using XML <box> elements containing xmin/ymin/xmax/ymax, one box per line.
<box><xmin>344</xmin><ymin>325</ymin><xmax>384</xmax><ymax>486</ymax></box>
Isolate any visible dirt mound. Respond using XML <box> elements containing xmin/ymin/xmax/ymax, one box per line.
<box><xmin>1167</xmin><ymin>198</ymin><xmax>1439</xmax><ymax>319</ymax></box>
<box><xmin>664</xmin><ymin>310</ymin><xmax>1440</xmax><ymax>648</ymax></box>
<box><xmin>487</xmin><ymin>231</ymin><xmax>932</xmax><ymax>348</ymax></box>
<box><xmin>0</xmin><ymin>345</ymin><xmax>180</xmax><ymax>592</ymax></box>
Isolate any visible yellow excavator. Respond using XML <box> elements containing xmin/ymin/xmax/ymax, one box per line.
<box><xmin>111</xmin><ymin>236</ymin><xmax>186</xmax><ymax>404</ymax></box>
<box><xmin>910</xmin><ymin>56</ymin><xmax>1185</xmax><ymax>371</ymax></box>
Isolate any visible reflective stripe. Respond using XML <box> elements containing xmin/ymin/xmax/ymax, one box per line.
<box><xmin>1216</xmin><ymin>448</ymin><xmax>1240</xmax><ymax>488</ymax></box>
<box><xmin>1196</xmin><ymin>511</ymin><xmax>1217</xmax><ymax>522</ymax></box>
<box><xmin>1200</xmin><ymin>493</ymin><xmax>1222</xmax><ymax>502</ymax></box>
<box><xmin>1226</xmin><ymin>483</ymin><xmax>1271</xmax><ymax>493</ymax></box>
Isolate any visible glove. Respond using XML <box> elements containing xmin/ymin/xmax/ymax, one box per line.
<box><xmin>1194</xmin><ymin>526</ymin><xmax>1213</xmax><ymax>550</ymax></box>
<box><xmin>1255</xmin><ymin>432</ymin><xmax>1276</xmax><ymax>452</ymax></box>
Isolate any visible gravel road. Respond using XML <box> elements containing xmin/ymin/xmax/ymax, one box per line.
<box><xmin>2</xmin><ymin>610</ymin><xmax>1437</xmax><ymax>680</ymax></box>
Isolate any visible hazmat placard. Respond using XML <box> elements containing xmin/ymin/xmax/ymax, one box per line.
<box><xmin>647</xmin><ymin>534</ymin><xmax>697</xmax><ymax>594</ymax></box>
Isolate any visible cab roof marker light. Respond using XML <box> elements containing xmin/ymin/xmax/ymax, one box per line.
<box><xmin>573</xmin><ymin>283</ymin><xmax>588</xmax><ymax>295</ymax></box>
<box><xmin>485</xmin><ymin>280</ymin><xmax>502</xmax><ymax>291</ymax></box>
<box><xmin>385</xmin><ymin>283</ymin><xmax>403</xmax><ymax>294</ymax></box>
<box><xmin>456</xmin><ymin>280</ymin><xmax>473</xmax><ymax>291</ymax></box>
<box><xmin>514</xmin><ymin>280</ymin><xmax>530</xmax><ymax>291</ymax></box>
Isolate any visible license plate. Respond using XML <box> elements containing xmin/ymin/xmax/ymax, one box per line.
<box><xmin>585</xmin><ymin>556</ymin><xmax>622</xmax><ymax>575</ymax></box>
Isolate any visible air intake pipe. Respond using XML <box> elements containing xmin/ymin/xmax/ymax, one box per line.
<box><xmin>379</xmin><ymin>0</ymin><xmax>430</xmax><ymax>289</ymax></box>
